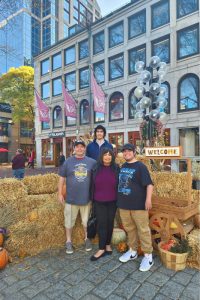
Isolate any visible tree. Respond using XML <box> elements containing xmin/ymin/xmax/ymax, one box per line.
<box><xmin>0</xmin><ymin>66</ymin><xmax>34</xmax><ymax>122</ymax></box>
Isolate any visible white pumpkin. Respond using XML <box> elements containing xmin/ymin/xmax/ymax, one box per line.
<box><xmin>111</xmin><ymin>228</ymin><xmax>127</xmax><ymax>245</ymax></box>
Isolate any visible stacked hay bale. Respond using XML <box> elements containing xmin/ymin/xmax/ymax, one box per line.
<box><xmin>187</xmin><ymin>229</ymin><xmax>200</xmax><ymax>269</ymax></box>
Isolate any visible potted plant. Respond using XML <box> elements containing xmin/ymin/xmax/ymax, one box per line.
<box><xmin>192</xmin><ymin>160</ymin><xmax>200</xmax><ymax>190</ymax></box>
<box><xmin>158</xmin><ymin>238</ymin><xmax>192</xmax><ymax>271</ymax></box>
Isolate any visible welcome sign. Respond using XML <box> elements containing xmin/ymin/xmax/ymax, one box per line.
<box><xmin>145</xmin><ymin>146</ymin><xmax>182</xmax><ymax>158</ymax></box>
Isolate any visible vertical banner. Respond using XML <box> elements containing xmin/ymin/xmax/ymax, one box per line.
<box><xmin>91</xmin><ymin>70</ymin><xmax>106</xmax><ymax>113</ymax></box>
<box><xmin>35</xmin><ymin>91</ymin><xmax>50</xmax><ymax>122</ymax></box>
<box><xmin>62</xmin><ymin>82</ymin><xmax>77</xmax><ymax>118</ymax></box>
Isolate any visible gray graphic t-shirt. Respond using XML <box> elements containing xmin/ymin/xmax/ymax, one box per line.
<box><xmin>59</xmin><ymin>156</ymin><xmax>96</xmax><ymax>205</ymax></box>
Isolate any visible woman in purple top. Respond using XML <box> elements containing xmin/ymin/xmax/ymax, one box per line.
<box><xmin>90</xmin><ymin>148</ymin><xmax>119</xmax><ymax>261</ymax></box>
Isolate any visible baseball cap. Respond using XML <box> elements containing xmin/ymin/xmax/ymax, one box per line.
<box><xmin>122</xmin><ymin>143</ymin><xmax>136</xmax><ymax>152</ymax></box>
<box><xmin>74</xmin><ymin>140</ymin><xmax>86</xmax><ymax>147</ymax></box>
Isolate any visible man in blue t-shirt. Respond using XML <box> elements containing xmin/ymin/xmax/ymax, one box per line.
<box><xmin>86</xmin><ymin>125</ymin><xmax>113</xmax><ymax>161</ymax></box>
<box><xmin>117</xmin><ymin>143</ymin><xmax>154</xmax><ymax>272</ymax></box>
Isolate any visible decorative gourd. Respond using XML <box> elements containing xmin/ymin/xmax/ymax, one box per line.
<box><xmin>111</xmin><ymin>228</ymin><xmax>126</xmax><ymax>245</ymax></box>
<box><xmin>0</xmin><ymin>248</ymin><xmax>9</xmax><ymax>269</ymax></box>
<box><xmin>0</xmin><ymin>233</ymin><xmax>3</xmax><ymax>246</ymax></box>
<box><xmin>117</xmin><ymin>242</ymin><xmax>128</xmax><ymax>253</ymax></box>
<box><xmin>194</xmin><ymin>214</ymin><xmax>200</xmax><ymax>228</ymax></box>
<box><xmin>29</xmin><ymin>211</ymin><xmax>39</xmax><ymax>222</ymax></box>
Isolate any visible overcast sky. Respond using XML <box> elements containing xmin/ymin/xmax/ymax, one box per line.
<box><xmin>97</xmin><ymin>0</ymin><xmax>129</xmax><ymax>16</ymax></box>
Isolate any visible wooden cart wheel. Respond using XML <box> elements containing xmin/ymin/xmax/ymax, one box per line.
<box><xmin>149</xmin><ymin>213</ymin><xmax>185</xmax><ymax>249</ymax></box>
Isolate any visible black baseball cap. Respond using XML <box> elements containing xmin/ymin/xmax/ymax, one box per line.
<box><xmin>122</xmin><ymin>143</ymin><xmax>136</xmax><ymax>152</ymax></box>
<box><xmin>74</xmin><ymin>140</ymin><xmax>86</xmax><ymax>147</ymax></box>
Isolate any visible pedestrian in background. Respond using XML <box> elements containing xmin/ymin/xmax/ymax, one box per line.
<box><xmin>12</xmin><ymin>149</ymin><xmax>26</xmax><ymax>179</ymax></box>
<box><xmin>90</xmin><ymin>148</ymin><xmax>119</xmax><ymax>261</ymax></box>
<box><xmin>117</xmin><ymin>143</ymin><xmax>154</xmax><ymax>272</ymax></box>
<box><xmin>59</xmin><ymin>151</ymin><xmax>65</xmax><ymax>166</ymax></box>
<box><xmin>86</xmin><ymin>125</ymin><xmax>113</xmax><ymax>161</ymax></box>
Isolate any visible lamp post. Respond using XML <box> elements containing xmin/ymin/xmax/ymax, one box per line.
<box><xmin>134</xmin><ymin>56</ymin><xmax>168</xmax><ymax>147</ymax></box>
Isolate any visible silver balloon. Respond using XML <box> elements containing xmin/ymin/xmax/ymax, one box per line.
<box><xmin>149</xmin><ymin>109</ymin><xmax>160</xmax><ymax>121</ymax></box>
<box><xmin>140</xmin><ymin>70</ymin><xmax>151</xmax><ymax>83</ymax></box>
<box><xmin>136</xmin><ymin>78</ymin><xmax>144</xmax><ymax>87</ymax></box>
<box><xmin>149</xmin><ymin>56</ymin><xmax>161</xmax><ymax>69</ymax></box>
<box><xmin>135</xmin><ymin>111</ymin><xmax>144</xmax><ymax>122</ymax></box>
<box><xmin>156</xmin><ymin>96</ymin><xmax>167</xmax><ymax>109</ymax></box>
<box><xmin>149</xmin><ymin>82</ymin><xmax>160</xmax><ymax>95</ymax></box>
<box><xmin>136</xmin><ymin>101</ymin><xmax>143</xmax><ymax>111</ymax></box>
<box><xmin>135</xmin><ymin>61</ymin><xmax>145</xmax><ymax>73</ymax></box>
<box><xmin>159</xmin><ymin>86</ymin><xmax>167</xmax><ymax>96</ymax></box>
<box><xmin>159</xmin><ymin>112</ymin><xmax>168</xmax><ymax>122</ymax></box>
<box><xmin>159</xmin><ymin>61</ymin><xmax>167</xmax><ymax>71</ymax></box>
<box><xmin>134</xmin><ymin>86</ymin><xmax>145</xmax><ymax>99</ymax></box>
<box><xmin>140</xmin><ymin>96</ymin><xmax>151</xmax><ymax>109</ymax></box>
<box><xmin>158</xmin><ymin>70</ymin><xmax>166</xmax><ymax>83</ymax></box>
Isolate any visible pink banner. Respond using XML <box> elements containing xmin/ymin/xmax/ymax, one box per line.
<box><xmin>62</xmin><ymin>82</ymin><xmax>77</xmax><ymax>118</ymax></box>
<box><xmin>91</xmin><ymin>70</ymin><xmax>106</xmax><ymax>113</ymax></box>
<box><xmin>35</xmin><ymin>91</ymin><xmax>50</xmax><ymax>122</ymax></box>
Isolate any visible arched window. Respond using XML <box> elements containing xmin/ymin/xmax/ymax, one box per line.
<box><xmin>128</xmin><ymin>88</ymin><xmax>140</xmax><ymax>119</ymax></box>
<box><xmin>109</xmin><ymin>92</ymin><xmax>124</xmax><ymax>121</ymax></box>
<box><xmin>53</xmin><ymin>106</ymin><xmax>62</xmax><ymax>128</ymax></box>
<box><xmin>80</xmin><ymin>99</ymin><xmax>90</xmax><ymax>124</ymax></box>
<box><xmin>178</xmin><ymin>74</ymin><xmax>199</xmax><ymax>112</ymax></box>
<box><xmin>161</xmin><ymin>81</ymin><xmax>170</xmax><ymax>114</ymax></box>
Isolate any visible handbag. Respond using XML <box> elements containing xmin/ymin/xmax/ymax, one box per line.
<box><xmin>87</xmin><ymin>203</ymin><xmax>97</xmax><ymax>239</ymax></box>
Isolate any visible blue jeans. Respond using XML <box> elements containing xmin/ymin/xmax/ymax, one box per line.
<box><xmin>13</xmin><ymin>168</ymin><xmax>25</xmax><ymax>180</ymax></box>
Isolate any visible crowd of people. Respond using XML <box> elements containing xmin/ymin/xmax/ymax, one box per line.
<box><xmin>58</xmin><ymin>125</ymin><xmax>154</xmax><ymax>272</ymax></box>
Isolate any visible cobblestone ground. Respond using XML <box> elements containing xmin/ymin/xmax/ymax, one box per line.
<box><xmin>0</xmin><ymin>245</ymin><xmax>199</xmax><ymax>300</ymax></box>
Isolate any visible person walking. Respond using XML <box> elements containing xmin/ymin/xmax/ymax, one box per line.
<box><xmin>58</xmin><ymin>151</ymin><xmax>65</xmax><ymax>166</ymax></box>
<box><xmin>90</xmin><ymin>148</ymin><xmax>119</xmax><ymax>261</ymax></box>
<box><xmin>27</xmin><ymin>149</ymin><xmax>35</xmax><ymax>168</ymax></box>
<box><xmin>58</xmin><ymin>140</ymin><xmax>96</xmax><ymax>254</ymax></box>
<box><xmin>12</xmin><ymin>149</ymin><xmax>26</xmax><ymax>179</ymax></box>
<box><xmin>86</xmin><ymin>125</ymin><xmax>113</xmax><ymax>160</ymax></box>
<box><xmin>117</xmin><ymin>143</ymin><xmax>154</xmax><ymax>272</ymax></box>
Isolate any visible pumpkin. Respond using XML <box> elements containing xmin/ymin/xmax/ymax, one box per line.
<box><xmin>0</xmin><ymin>233</ymin><xmax>3</xmax><ymax>246</ymax></box>
<box><xmin>170</xmin><ymin>222</ymin><xmax>178</xmax><ymax>229</ymax></box>
<box><xmin>117</xmin><ymin>242</ymin><xmax>128</xmax><ymax>253</ymax></box>
<box><xmin>0</xmin><ymin>247</ymin><xmax>9</xmax><ymax>269</ymax></box>
<box><xmin>111</xmin><ymin>228</ymin><xmax>126</xmax><ymax>245</ymax></box>
<box><xmin>194</xmin><ymin>214</ymin><xmax>200</xmax><ymax>228</ymax></box>
<box><xmin>28</xmin><ymin>211</ymin><xmax>39</xmax><ymax>222</ymax></box>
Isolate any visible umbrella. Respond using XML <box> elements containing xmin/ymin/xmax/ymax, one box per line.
<box><xmin>0</xmin><ymin>148</ymin><xmax>9</xmax><ymax>153</ymax></box>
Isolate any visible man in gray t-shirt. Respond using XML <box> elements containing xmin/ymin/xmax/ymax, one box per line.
<box><xmin>58</xmin><ymin>140</ymin><xmax>96</xmax><ymax>254</ymax></box>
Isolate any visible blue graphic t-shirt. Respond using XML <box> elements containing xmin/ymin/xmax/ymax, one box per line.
<box><xmin>117</xmin><ymin>161</ymin><xmax>153</xmax><ymax>210</ymax></box>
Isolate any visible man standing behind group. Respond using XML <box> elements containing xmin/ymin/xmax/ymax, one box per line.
<box><xmin>117</xmin><ymin>143</ymin><xmax>154</xmax><ymax>272</ymax></box>
<box><xmin>86</xmin><ymin>125</ymin><xmax>113</xmax><ymax>160</ymax></box>
<box><xmin>58</xmin><ymin>140</ymin><xmax>96</xmax><ymax>254</ymax></box>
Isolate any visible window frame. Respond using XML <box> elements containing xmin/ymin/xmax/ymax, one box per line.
<box><xmin>176</xmin><ymin>0</ymin><xmax>199</xmax><ymax>19</ymax></box>
<box><xmin>78</xmin><ymin>39</ymin><xmax>89</xmax><ymax>60</ymax></box>
<box><xmin>64</xmin><ymin>45</ymin><xmax>76</xmax><ymax>65</ymax></box>
<box><xmin>128</xmin><ymin>9</ymin><xmax>146</xmax><ymax>40</ymax></box>
<box><xmin>93</xmin><ymin>60</ymin><xmax>105</xmax><ymax>84</ymax></box>
<box><xmin>128</xmin><ymin>87</ymin><xmax>140</xmax><ymax>119</ymax></box>
<box><xmin>177</xmin><ymin>23</ymin><xmax>199</xmax><ymax>60</ymax></box>
<box><xmin>128</xmin><ymin>44</ymin><xmax>146</xmax><ymax>75</ymax></box>
<box><xmin>53</xmin><ymin>105</ymin><xmax>63</xmax><ymax>128</ymax></box>
<box><xmin>109</xmin><ymin>91</ymin><xmax>124</xmax><ymax>122</ymax></box>
<box><xmin>151</xmin><ymin>34</ymin><xmax>170</xmax><ymax>64</ymax></box>
<box><xmin>151</xmin><ymin>0</ymin><xmax>170</xmax><ymax>30</ymax></box>
<box><xmin>109</xmin><ymin>53</ymin><xmax>124</xmax><ymax>81</ymax></box>
<box><xmin>108</xmin><ymin>21</ymin><xmax>124</xmax><ymax>49</ymax></box>
<box><xmin>64</xmin><ymin>71</ymin><xmax>76</xmax><ymax>92</ymax></box>
<box><xmin>80</xmin><ymin>99</ymin><xmax>90</xmax><ymax>125</ymax></box>
<box><xmin>41</xmin><ymin>81</ymin><xmax>50</xmax><ymax>100</ymax></box>
<box><xmin>52</xmin><ymin>76</ymin><xmax>62</xmax><ymax>97</ymax></box>
<box><xmin>52</xmin><ymin>52</ymin><xmax>62</xmax><ymax>71</ymax></box>
<box><xmin>41</xmin><ymin>58</ymin><xmax>50</xmax><ymax>76</ymax></box>
<box><xmin>79</xmin><ymin>67</ymin><xmax>89</xmax><ymax>89</ymax></box>
<box><xmin>93</xmin><ymin>30</ymin><xmax>105</xmax><ymax>55</ymax></box>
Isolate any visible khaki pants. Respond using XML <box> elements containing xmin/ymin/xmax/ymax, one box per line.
<box><xmin>119</xmin><ymin>209</ymin><xmax>153</xmax><ymax>254</ymax></box>
<box><xmin>64</xmin><ymin>202</ymin><xmax>91</xmax><ymax>228</ymax></box>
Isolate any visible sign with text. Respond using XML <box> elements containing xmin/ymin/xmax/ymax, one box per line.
<box><xmin>49</xmin><ymin>131</ymin><xmax>65</xmax><ymax>138</ymax></box>
<box><xmin>145</xmin><ymin>146</ymin><xmax>182</xmax><ymax>158</ymax></box>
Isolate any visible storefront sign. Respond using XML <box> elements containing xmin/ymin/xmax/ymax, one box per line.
<box><xmin>49</xmin><ymin>131</ymin><xmax>65</xmax><ymax>138</ymax></box>
<box><xmin>145</xmin><ymin>146</ymin><xmax>182</xmax><ymax>158</ymax></box>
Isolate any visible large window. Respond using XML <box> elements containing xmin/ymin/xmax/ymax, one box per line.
<box><xmin>80</xmin><ymin>99</ymin><xmax>90</xmax><ymax>124</ymax></box>
<box><xmin>53</xmin><ymin>106</ymin><xmax>62</xmax><ymax>128</ymax></box>
<box><xmin>178</xmin><ymin>74</ymin><xmax>199</xmax><ymax>112</ymax></box>
<box><xmin>109</xmin><ymin>21</ymin><xmax>124</xmax><ymax>48</ymax></box>
<box><xmin>41</xmin><ymin>58</ymin><xmax>50</xmax><ymax>75</ymax></box>
<box><xmin>93</xmin><ymin>31</ymin><xmax>104</xmax><ymax>55</ymax></box>
<box><xmin>177</xmin><ymin>0</ymin><xmax>198</xmax><ymax>18</ymax></box>
<box><xmin>42</xmin><ymin>18</ymin><xmax>58</xmax><ymax>49</ymax></box>
<box><xmin>65</xmin><ymin>71</ymin><xmax>76</xmax><ymax>91</ymax></box>
<box><xmin>52</xmin><ymin>52</ymin><xmax>61</xmax><ymax>71</ymax></box>
<box><xmin>41</xmin><ymin>81</ymin><xmax>50</xmax><ymax>99</ymax></box>
<box><xmin>64</xmin><ymin>46</ymin><xmax>75</xmax><ymax>65</ymax></box>
<box><xmin>151</xmin><ymin>0</ymin><xmax>169</xmax><ymax>30</ymax></box>
<box><xmin>152</xmin><ymin>35</ymin><xmax>170</xmax><ymax>63</ymax></box>
<box><xmin>109</xmin><ymin>54</ymin><xmax>124</xmax><ymax>81</ymax></box>
<box><xmin>93</xmin><ymin>61</ymin><xmax>104</xmax><ymax>84</ymax></box>
<box><xmin>177</xmin><ymin>24</ymin><xmax>199</xmax><ymax>60</ymax></box>
<box><xmin>129</xmin><ymin>88</ymin><xmax>140</xmax><ymax>119</ymax></box>
<box><xmin>129</xmin><ymin>45</ymin><xmax>146</xmax><ymax>75</ymax></box>
<box><xmin>179</xmin><ymin>128</ymin><xmax>199</xmax><ymax>156</ymax></box>
<box><xmin>52</xmin><ymin>77</ymin><xmax>62</xmax><ymax>96</ymax></box>
<box><xmin>79</xmin><ymin>67</ymin><xmax>89</xmax><ymax>89</ymax></box>
<box><xmin>109</xmin><ymin>92</ymin><xmax>124</xmax><ymax>121</ymax></box>
<box><xmin>128</xmin><ymin>9</ymin><xmax>146</xmax><ymax>39</ymax></box>
<box><xmin>79</xmin><ymin>39</ymin><xmax>89</xmax><ymax>60</ymax></box>
<box><xmin>20</xmin><ymin>121</ymin><xmax>32</xmax><ymax>138</ymax></box>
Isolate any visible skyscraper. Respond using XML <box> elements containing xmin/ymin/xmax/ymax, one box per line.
<box><xmin>0</xmin><ymin>0</ymin><xmax>101</xmax><ymax>74</ymax></box>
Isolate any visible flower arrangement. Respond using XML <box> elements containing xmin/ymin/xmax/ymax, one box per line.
<box><xmin>160</xmin><ymin>238</ymin><xmax>192</xmax><ymax>254</ymax></box>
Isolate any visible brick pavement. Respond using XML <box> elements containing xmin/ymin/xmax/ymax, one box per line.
<box><xmin>0</xmin><ymin>166</ymin><xmax>58</xmax><ymax>179</ymax></box>
<box><xmin>0</xmin><ymin>245</ymin><xmax>199</xmax><ymax>300</ymax></box>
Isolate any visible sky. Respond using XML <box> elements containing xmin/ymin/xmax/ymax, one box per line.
<box><xmin>97</xmin><ymin>0</ymin><xmax>129</xmax><ymax>17</ymax></box>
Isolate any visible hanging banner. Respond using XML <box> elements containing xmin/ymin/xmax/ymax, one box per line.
<box><xmin>35</xmin><ymin>91</ymin><xmax>50</xmax><ymax>122</ymax></box>
<box><xmin>62</xmin><ymin>82</ymin><xmax>77</xmax><ymax>118</ymax></box>
<box><xmin>91</xmin><ymin>70</ymin><xmax>106</xmax><ymax>113</ymax></box>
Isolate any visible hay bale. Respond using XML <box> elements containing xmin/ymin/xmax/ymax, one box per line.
<box><xmin>0</xmin><ymin>178</ymin><xmax>28</xmax><ymax>205</ymax></box>
<box><xmin>23</xmin><ymin>173</ymin><xmax>59</xmax><ymax>195</ymax></box>
<box><xmin>187</xmin><ymin>229</ymin><xmax>200</xmax><ymax>270</ymax></box>
<box><xmin>21</xmin><ymin>193</ymin><xmax>59</xmax><ymax>212</ymax></box>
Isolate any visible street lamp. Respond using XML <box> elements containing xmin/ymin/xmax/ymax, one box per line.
<box><xmin>134</xmin><ymin>56</ymin><xmax>168</xmax><ymax>147</ymax></box>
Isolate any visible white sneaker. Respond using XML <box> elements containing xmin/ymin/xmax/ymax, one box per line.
<box><xmin>139</xmin><ymin>254</ymin><xmax>154</xmax><ymax>272</ymax></box>
<box><xmin>119</xmin><ymin>249</ymin><xmax>138</xmax><ymax>263</ymax></box>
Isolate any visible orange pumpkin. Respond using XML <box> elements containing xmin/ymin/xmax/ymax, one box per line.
<box><xmin>0</xmin><ymin>233</ymin><xmax>3</xmax><ymax>246</ymax></box>
<box><xmin>117</xmin><ymin>242</ymin><xmax>128</xmax><ymax>253</ymax></box>
<box><xmin>0</xmin><ymin>247</ymin><xmax>9</xmax><ymax>269</ymax></box>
